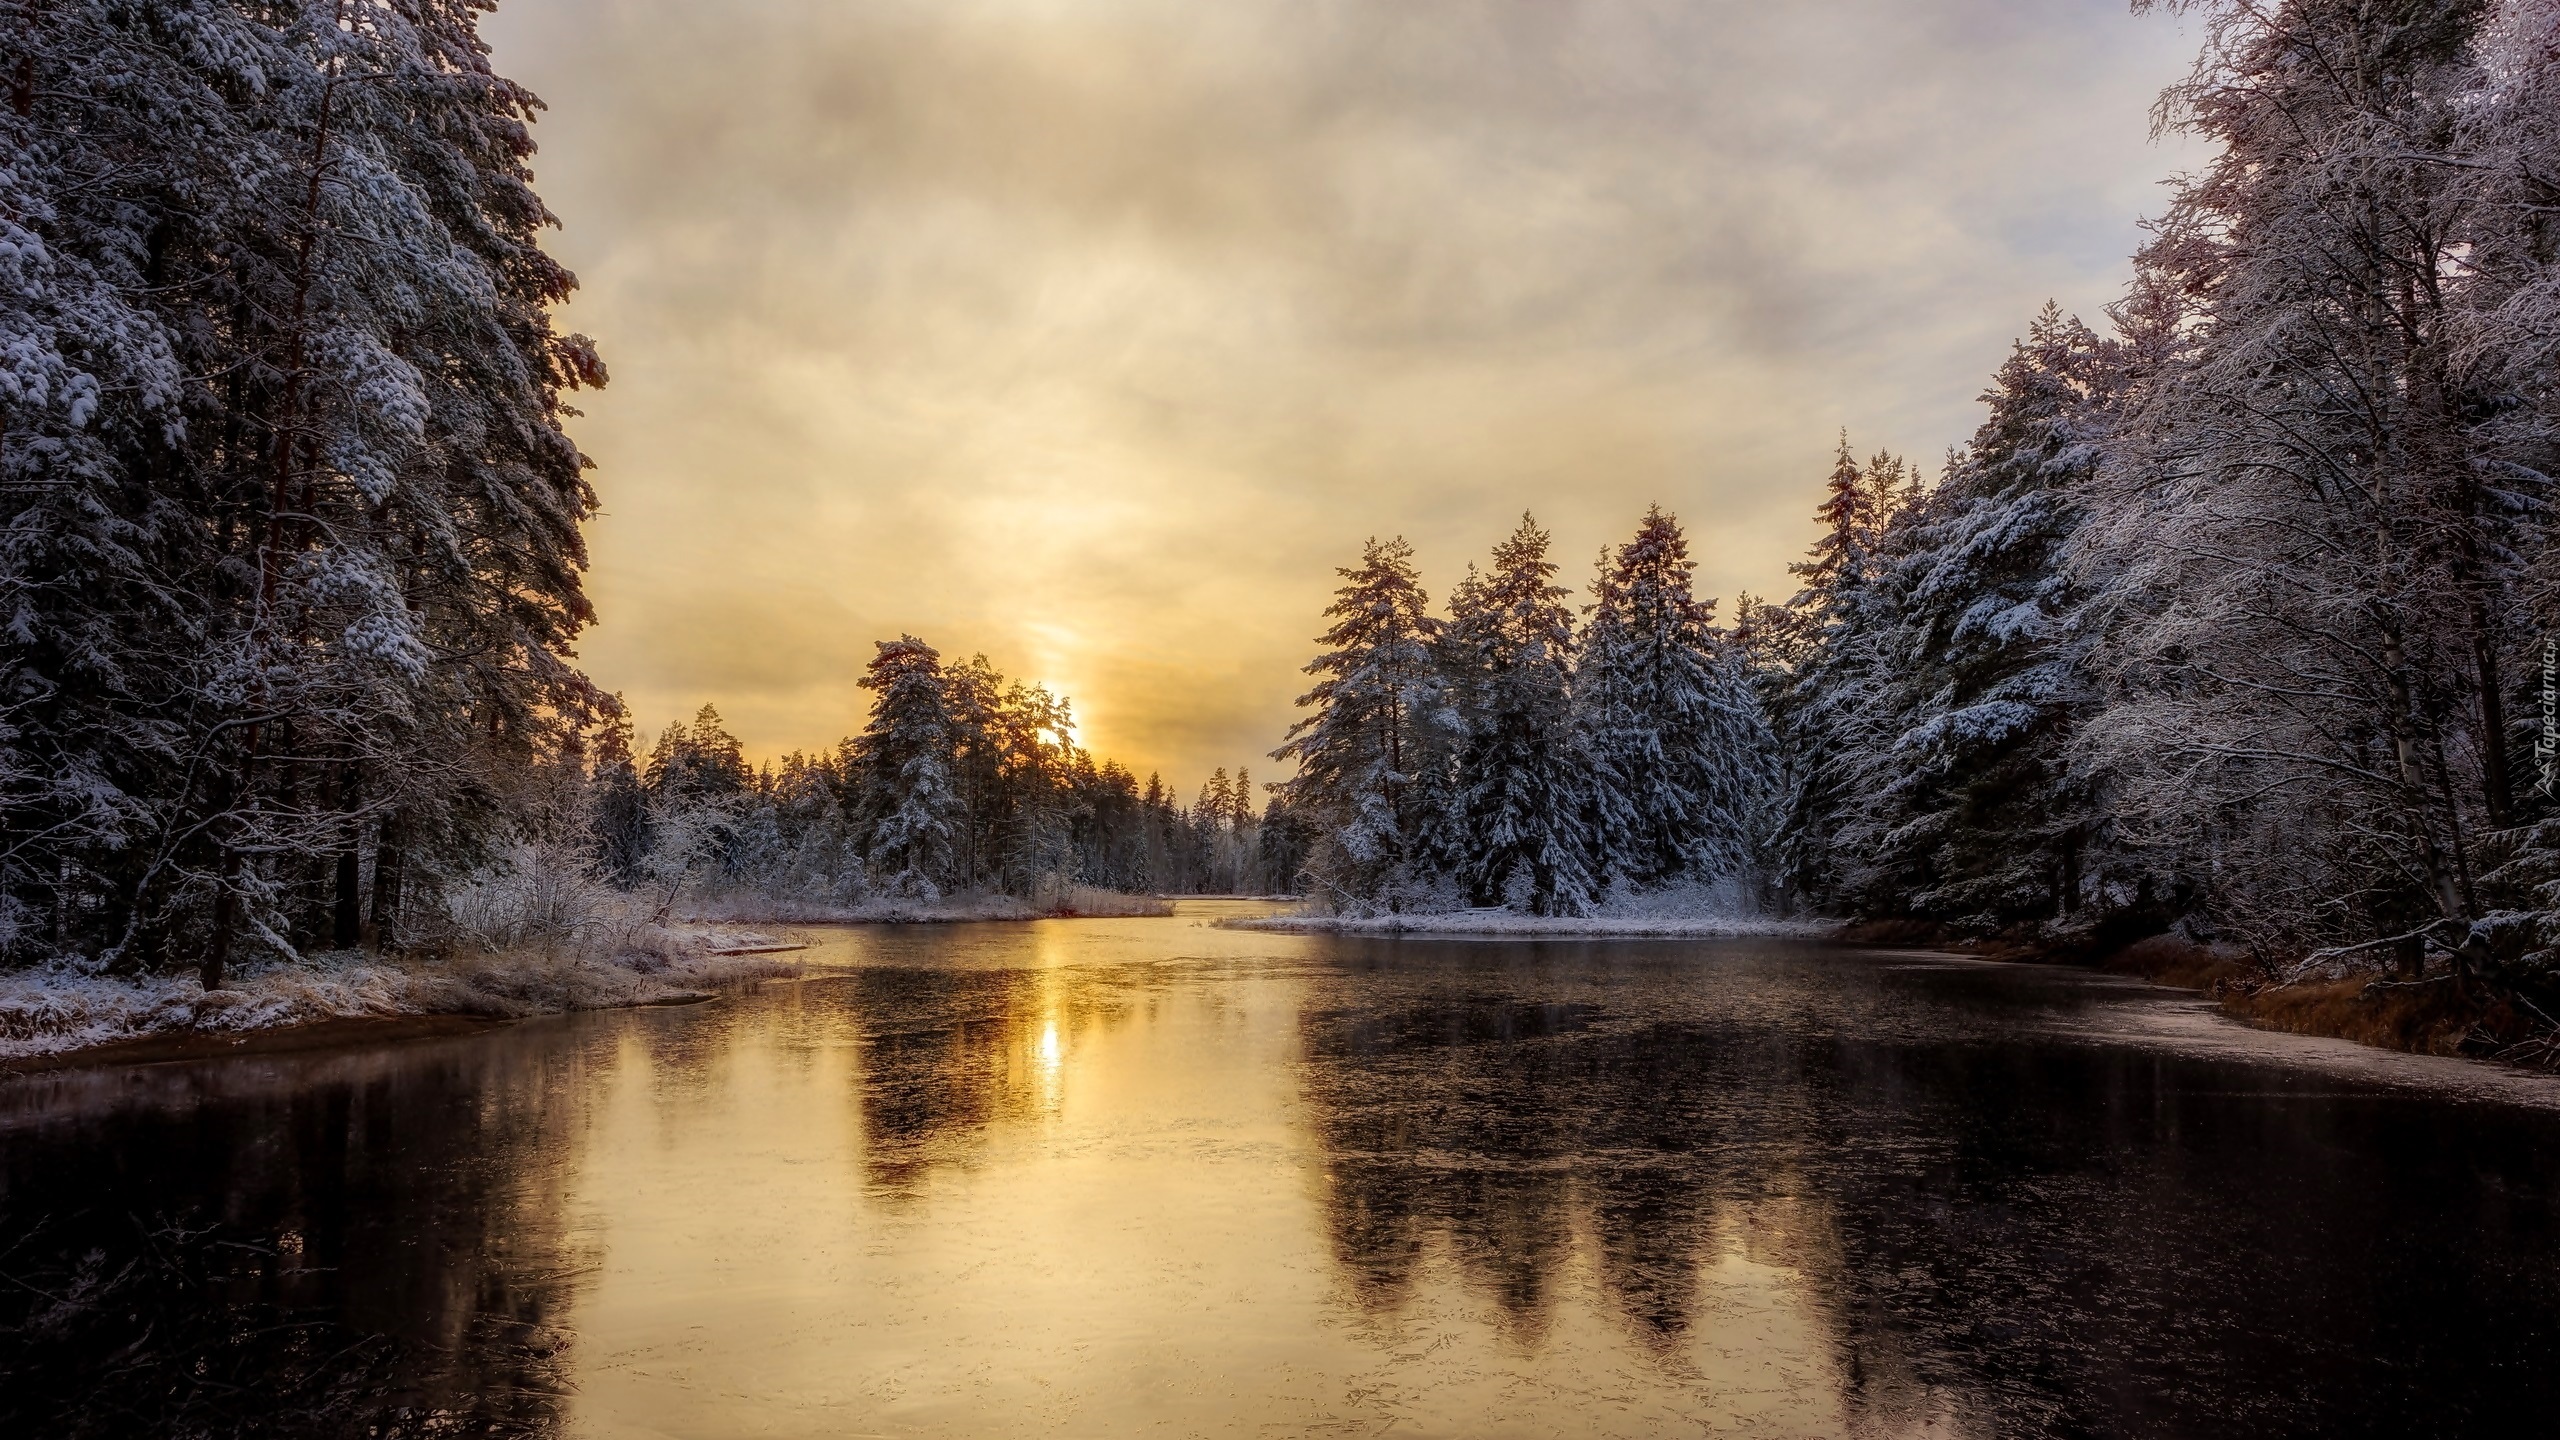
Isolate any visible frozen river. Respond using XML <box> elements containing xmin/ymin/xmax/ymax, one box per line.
<box><xmin>5</xmin><ymin>902</ymin><xmax>2558</xmax><ymax>1437</ymax></box>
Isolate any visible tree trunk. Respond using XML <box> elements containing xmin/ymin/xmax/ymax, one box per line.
<box><xmin>202</xmin><ymin>722</ymin><xmax>268</xmax><ymax>990</ymax></box>
<box><xmin>2471</xmin><ymin>599</ymin><xmax>2515</xmax><ymax>827</ymax></box>
<box><xmin>2379</xmin><ymin>615</ymin><xmax>2466</xmax><ymax>922</ymax></box>
<box><xmin>333</xmin><ymin>762</ymin><xmax>363</xmax><ymax>948</ymax></box>
<box><xmin>203</xmin><ymin>849</ymin><xmax>241</xmax><ymax>991</ymax></box>
<box><xmin>370</xmin><ymin>809</ymin><xmax>405</xmax><ymax>951</ymax></box>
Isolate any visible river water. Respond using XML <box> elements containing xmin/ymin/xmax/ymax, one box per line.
<box><xmin>4</xmin><ymin>903</ymin><xmax>2559</xmax><ymax>1438</ymax></box>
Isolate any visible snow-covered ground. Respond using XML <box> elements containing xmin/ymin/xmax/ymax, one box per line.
<box><xmin>0</xmin><ymin>929</ymin><xmax>799</xmax><ymax>1066</ymax></box>
<box><xmin>1226</xmin><ymin>888</ymin><xmax>1818</xmax><ymax>939</ymax></box>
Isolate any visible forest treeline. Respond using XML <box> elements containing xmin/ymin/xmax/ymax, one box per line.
<box><xmin>593</xmin><ymin>650</ymin><xmax>1304</xmax><ymax>911</ymax></box>
<box><xmin>1276</xmin><ymin>0</ymin><xmax>2560</xmax><ymax>986</ymax></box>
<box><xmin>5</xmin><ymin>1</ymin><xmax>2559</xmax><ymax>992</ymax></box>
<box><xmin>1272</xmin><ymin>513</ymin><xmax>1766</xmax><ymax>915</ymax></box>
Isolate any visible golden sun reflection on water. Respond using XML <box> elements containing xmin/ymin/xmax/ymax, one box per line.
<box><xmin>551</xmin><ymin>913</ymin><xmax>1963</xmax><ymax>1439</ymax></box>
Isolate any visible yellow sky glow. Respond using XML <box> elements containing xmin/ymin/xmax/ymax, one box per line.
<box><xmin>483</xmin><ymin>0</ymin><xmax>2199</xmax><ymax>791</ymax></box>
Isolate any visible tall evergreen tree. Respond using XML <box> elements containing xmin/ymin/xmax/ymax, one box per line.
<box><xmin>1578</xmin><ymin>507</ymin><xmax>1771</xmax><ymax>891</ymax></box>
<box><xmin>851</xmin><ymin>636</ymin><xmax>961</xmax><ymax>899</ymax></box>
<box><xmin>1443</xmin><ymin>515</ymin><xmax>1597</xmax><ymax>915</ymax></box>
<box><xmin>647</xmin><ymin>704</ymin><xmax>750</xmax><ymax>800</ymax></box>
<box><xmin>1762</xmin><ymin>440</ymin><xmax>1899</xmax><ymax>911</ymax></box>
<box><xmin>1843</xmin><ymin>306</ymin><xmax>2124</xmax><ymax>928</ymax></box>
<box><xmin>588</xmin><ymin>711</ymin><xmax>649</xmax><ymax>887</ymax></box>
<box><xmin>1271</xmin><ymin>537</ymin><xmax>1442</xmax><ymax>908</ymax></box>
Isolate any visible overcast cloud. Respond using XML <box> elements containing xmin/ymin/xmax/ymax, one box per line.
<box><xmin>484</xmin><ymin>0</ymin><xmax>2199</xmax><ymax>787</ymax></box>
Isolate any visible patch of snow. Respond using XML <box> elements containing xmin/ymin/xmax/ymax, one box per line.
<box><xmin>1224</xmin><ymin>884</ymin><xmax>1816</xmax><ymax>938</ymax></box>
<box><xmin>0</xmin><ymin>930</ymin><xmax>798</xmax><ymax>1064</ymax></box>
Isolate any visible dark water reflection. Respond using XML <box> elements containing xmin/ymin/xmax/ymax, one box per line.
<box><xmin>5</xmin><ymin>908</ymin><xmax>2559</xmax><ymax>1437</ymax></box>
<box><xmin>0</xmin><ymin>1034</ymin><xmax>593</xmax><ymax>1437</ymax></box>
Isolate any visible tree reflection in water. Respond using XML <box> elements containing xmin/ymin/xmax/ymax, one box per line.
<box><xmin>837</xmin><ymin>960</ymin><xmax>1156</xmax><ymax>1197</ymax></box>
<box><xmin>0</xmin><ymin>1032</ymin><xmax>594</xmax><ymax>1439</ymax></box>
<box><xmin>1292</xmin><ymin>938</ymin><xmax>2560</xmax><ymax>1437</ymax></box>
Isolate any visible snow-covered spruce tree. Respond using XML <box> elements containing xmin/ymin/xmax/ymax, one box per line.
<box><xmin>1839</xmin><ymin>307</ymin><xmax>2126</xmax><ymax>932</ymax></box>
<box><xmin>1760</xmin><ymin>438</ymin><xmax>1906</xmax><ymax>914</ymax></box>
<box><xmin>1271</xmin><ymin>537</ymin><xmax>1443</xmax><ymax>910</ymax></box>
<box><xmin>2</xmin><ymin>1</ymin><xmax>608</xmax><ymax>981</ymax></box>
<box><xmin>1</xmin><ymin>0</ymin><xmax>246</xmax><ymax>970</ymax></box>
<box><xmin>851</xmin><ymin>637</ymin><xmax>962</xmax><ymax>900</ymax></box>
<box><xmin>587</xmin><ymin>711</ymin><xmax>650</xmax><ymax>887</ymax></box>
<box><xmin>1442</xmin><ymin>515</ymin><xmax>1598</xmax><ymax>915</ymax></box>
<box><xmin>988</xmin><ymin>678</ymin><xmax>1080</xmax><ymax>896</ymax></box>
<box><xmin>2091</xmin><ymin>0</ymin><xmax>2537</xmax><ymax>966</ymax></box>
<box><xmin>1067</xmin><ymin>757</ymin><xmax>1149</xmax><ymax>892</ymax></box>
<box><xmin>1576</xmin><ymin>507</ymin><xmax>1770</xmax><ymax>892</ymax></box>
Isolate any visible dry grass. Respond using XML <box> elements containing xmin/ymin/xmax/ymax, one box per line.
<box><xmin>2101</xmin><ymin>933</ymin><xmax>2254</xmax><ymax>991</ymax></box>
<box><xmin>2071</xmin><ymin>931</ymin><xmax>2551</xmax><ymax>1063</ymax></box>
<box><xmin>2216</xmin><ymin>976</ymin><xmax>2547</xmax><ymax>1059</ymax></box>
<box><xmin>1835</xmin><ymin>917</ymin><xmax>1963</xmax><ymax>947</ymax></box>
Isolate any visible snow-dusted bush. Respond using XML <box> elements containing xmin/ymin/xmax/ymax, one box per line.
<box><xmin>438</xmin><ymin>839</ymin><xmax>660</xmax><ymax>962</ymax></box>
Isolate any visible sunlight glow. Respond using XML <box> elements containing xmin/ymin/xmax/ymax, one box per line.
<box><xmin>483</xmin><ymin>0</ymin><xmax>2204</xmax><ymax>786</ymax></box>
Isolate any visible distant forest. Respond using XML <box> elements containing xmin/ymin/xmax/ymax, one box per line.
<box><xmin>5</xmin><ymin>2</ymin><xmax>2559</xmax><ymax>994</ymax></box>
<box><xmin>598</xmin><ymin>660</ymin><xmax>1305</xmax><ymax>909</ymax></box>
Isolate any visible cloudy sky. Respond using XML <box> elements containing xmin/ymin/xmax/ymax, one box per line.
<box><xmin>483</xmin><ymin>0</ymin><xmax>2199</xmax><ymax>790</ymax></box>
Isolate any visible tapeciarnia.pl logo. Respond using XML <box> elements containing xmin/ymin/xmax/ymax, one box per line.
<box><xmin>2541</xmin><ymin>636</ymin><xmax>2558</xmax><ymax>798</ymax></box>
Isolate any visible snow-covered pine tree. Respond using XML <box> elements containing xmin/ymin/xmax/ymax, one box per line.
<box><xmin>991</xmin><ymin>679</ymin><xmax>1079</xmax><ymax>896</ymax></box>
<box><xmin>1067</xmin><ymin>757</ymin><xmax>1147</xmax><ymax>893</ymax></box>
<box><xmin>1799</xmin><ymin>435</ymin><xmax>1876</xmax><ymax>602</ymax></box>
<box><xmin>647</xmin><ymin>704</ymin><xmax>752</xmax><ymax>800</ymax></box>
<box><xmin>2</xmin><ymin>0</ymin><xmax>608</xmax><ymax>980</ymax></box>
<box><xmin>852</xmin><ymin>636</ymin><xmax>961</xmax><ymax>900</ymax></box>
<box><xmin>1443</xmin><ymin>514</ymin><xmax>1598</xmax><ymax>915</ymax></box>
<box><xmin>1843</xmin><ymin>306</ymin><xmax>2123</xmax><ymax>931</ymax></box>
<box><xmin>588</xmin><ymin>711</ymin><xmax>650</xmax><ymax>887</ymax></box>
<box><xmin>1271</xmin><ymin>536</ymin><xmax>1442</xmax><ymax>909</ymax></box>
<box><xmin>1577</xmin><ymin>507</ymin><xmax>1771</xmax><ymax>892</ymax></box>
<box><xmin>938</xmin><ymin>653</ymin><xmax>1009</xmax><ymax>891</ymax></box>
<box><xmin>1761</xmin><ymin>439</ymin><xmax>1901</xmax><ymax>913</ymax></box>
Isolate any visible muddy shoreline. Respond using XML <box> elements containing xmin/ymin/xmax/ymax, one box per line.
<box><xmin>1837</xmin><ymin>918</ymin><xmax>2555</xmax><ymax>1066</ymax></box>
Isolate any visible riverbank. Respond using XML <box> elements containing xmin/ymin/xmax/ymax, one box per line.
<box><xmin>0</xmin><ymin>929</ymin><xmax>800</xmax><ymax>1072</ymax></box>
<box><xmin>1842</xmin><ymin>922</ymin><xmax>2560</xmax><ymax>1066</ymax></box>
<box><xmin>0</xmin><ymin>889</ymin><xmax>1183</xmax><ymax>1073</ymax></box>
<box><xmin>1226</xmin><ymin>899</ymin><xmax>1818</xmax><ymax>939</ymax></box>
